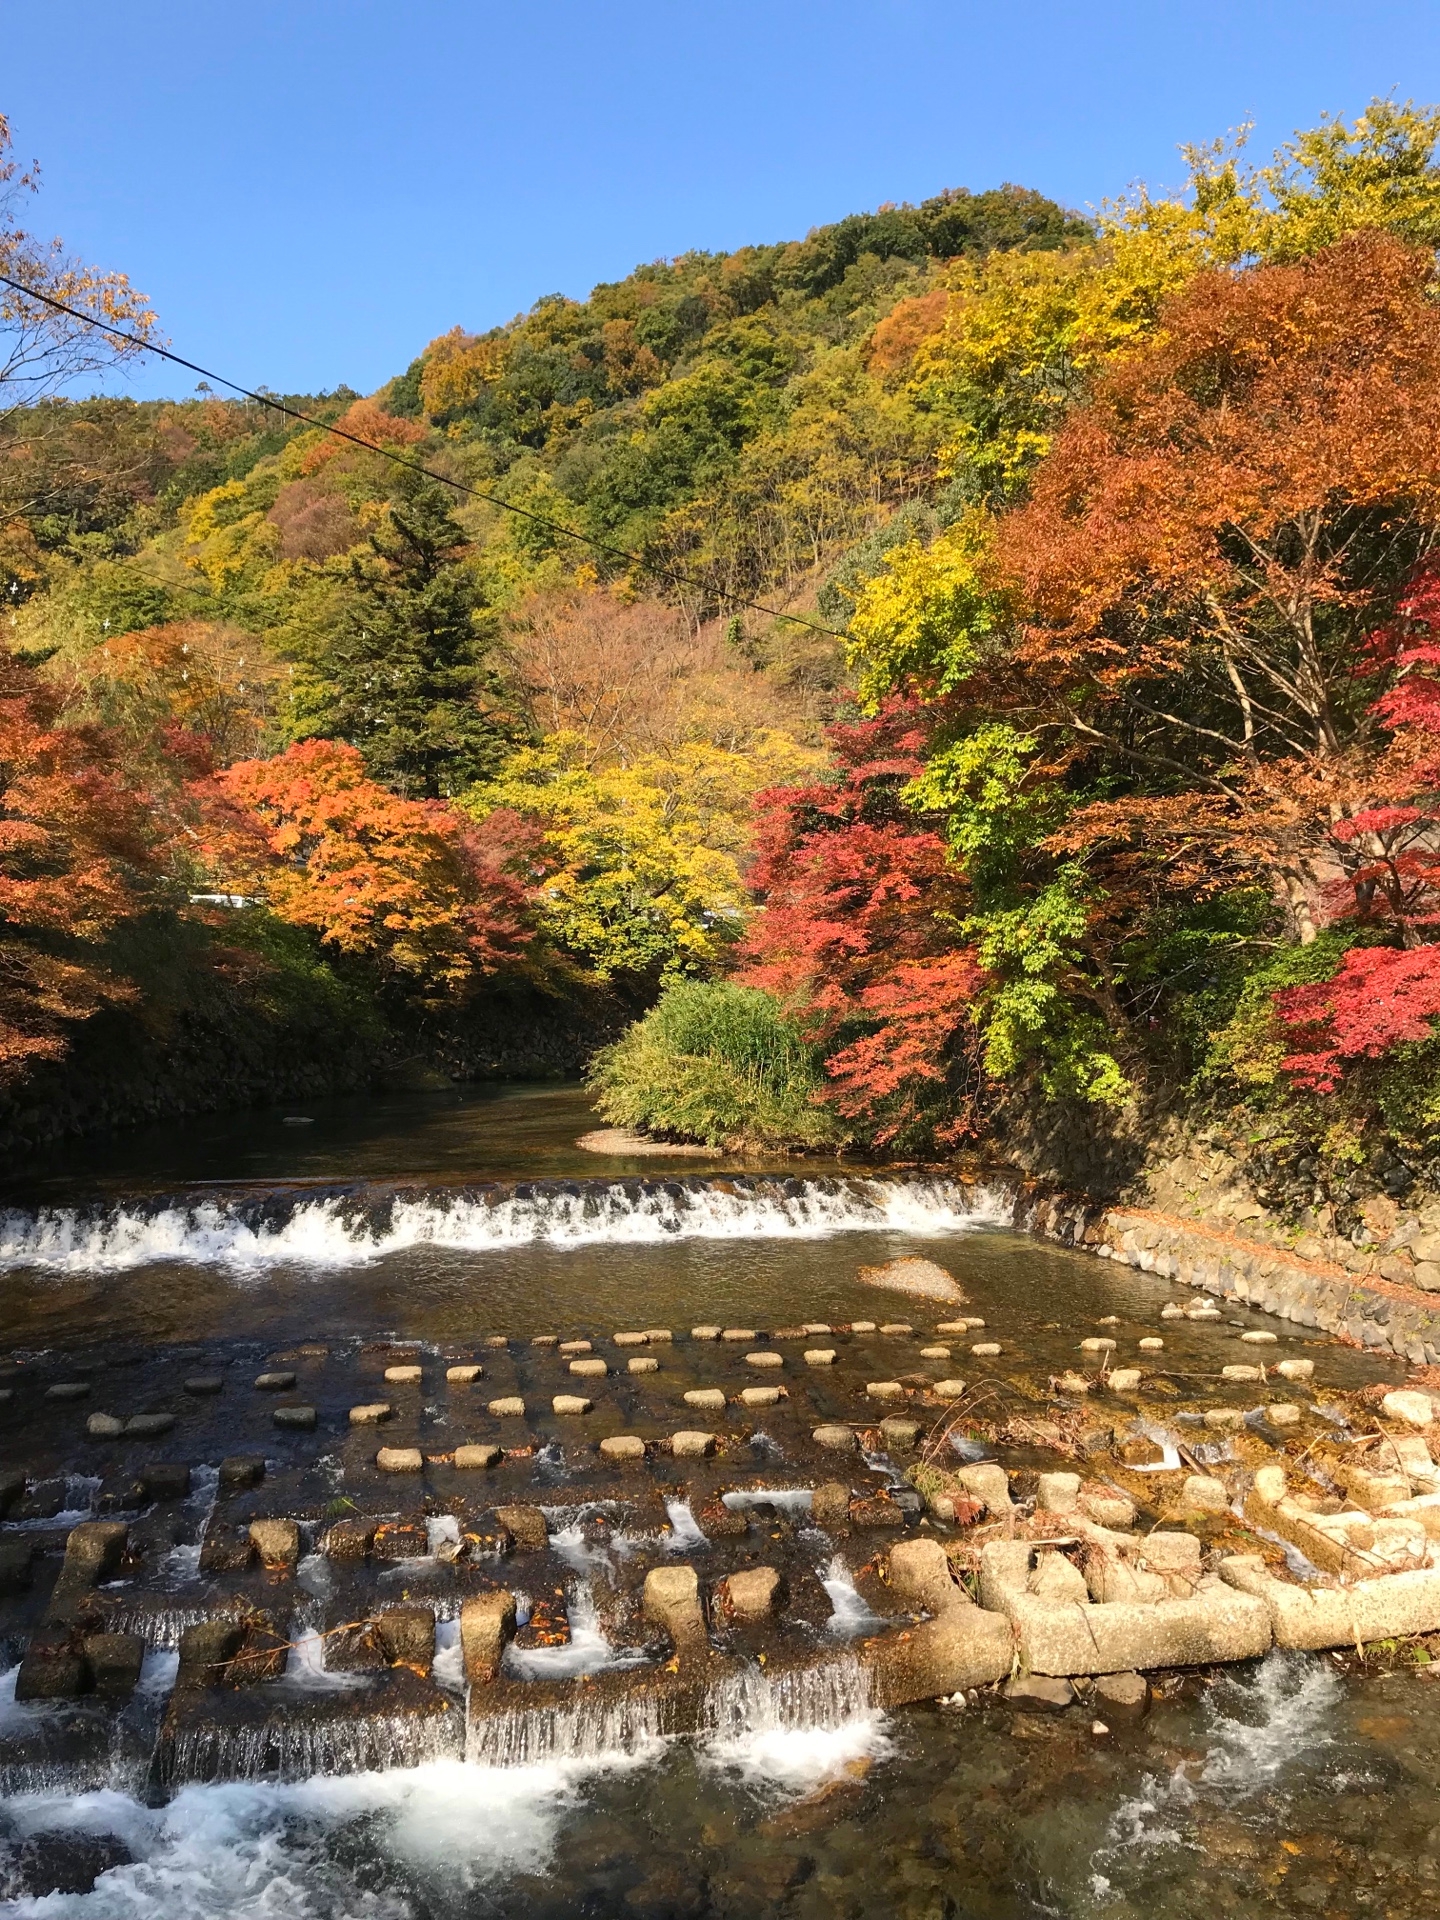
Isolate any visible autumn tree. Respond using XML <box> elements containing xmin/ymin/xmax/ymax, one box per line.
<box><xmin>0</xmin><ymin>656</ymin><xmax>162</xmax><ymax>1078</ymax></box>
<box><xmin>214</xmin><ymin>739</ymin><xmax>532</xmax><ymax>993</ymax></box>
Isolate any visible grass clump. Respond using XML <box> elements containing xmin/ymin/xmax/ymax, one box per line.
<box><xmin>587</xmin><ymin>980</ymin><xmax>839</xmax><ymax>1149</ymax></box>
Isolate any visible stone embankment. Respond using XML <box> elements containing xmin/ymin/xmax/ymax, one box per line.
<box><xmin>1015</xmin><ymin>1136</ymin><xmax>1440</xmax><ymax>1367</ymax></box>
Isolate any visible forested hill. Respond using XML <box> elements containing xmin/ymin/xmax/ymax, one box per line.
<box><xmin>13</xmin><ymin>103</ymin><xmax>1440</xmax><ymax>1213</ymax></box>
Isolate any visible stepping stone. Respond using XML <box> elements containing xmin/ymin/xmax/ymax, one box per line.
<box><xmin>628</xmin><ymin>1356</ymin><xmax>659</xmax><ymax>1373</ymax></box>
<box><xmin>740</xmin><ymin>1386</ymin><xmax>784</xmax><ymax>1407</ymax></box>
<box><xmin>745</xmin><ymin>1352</ymin><xmax>783</xmax><ymax>1369</ymax></box>
<box><xmin>1265</xmin><ymin>1403</ymin><xmax>1302</xmax><ymax>1425</ymax></box>
<box><xmin>559</xmin><ymin>1340</ymin><xmax>592</xmax><ymax>1354</ymax></box>
<box><xmin>804</xmin><ymin>1323</ymin><xmax>832</xmax><ymax>1335</ymax></box>
<box><xmin>1183</xmin><ymin>1473</ymin><xmax>1230</xmax><ymax>1512</ymax></box>
<box><xmin>645</xmin><ymin>1329</ymin><xmax>674</xmax><ymax>1343</ymax></box>
<box><xmin>722</xmin><ymin>1329</ymin><xmax>757</xmax><ymax>1342</ymax></box>
<box><xmin>1240</xmin><ymin>1331</ymin><xmax>1278</xmax><ymax>1344</ymax></box>
<box><xmin>880</xmin><ymin>1417</ymin><xmax>920</xmax><ymax>1450</ymax></box>
<box><xmin>219</xmin><ymin>1455</ymin><xmax>265</xmax><ymax>1489</ymax></box>
<box><xmin>1161</xmin><ymin>1304</ymin><xmax>1185</xmax><ymax>1319</ymax></box>
<box><xmin>144</xmin><ymin>1464</ymin><xmax>191</xmax><ymax>1501</ymax></box>
<box><xmin>350</xmin><ymin>1402</ymin><xmax>393</xmax><ymax>1424</ymax></box>
<box><xmin>1097</xmin><ymin>1316</ymin><xmax>1121</xmax><ymax>1326</ymax></box>
<box><xmin>384</xmin><ymin>1365</ymin><xmax>422</xmax><ymax>1385</ymax></box>
<box><xmin>183</xmin><ymin>1375</ymin><xmax>225</xmax><ymax>1395</ymax></box>
<box><xmin>531</xmin><ymin>1335</ymin><xmax>558</xmax><ymax>1347</ymax></box>
<box><xmin>805</xmin><ymin>1349</ymin><xmax>837</xmax><ymax>1366</ymax></box>
<box><xmin>921</xmin><ymin>1346</ymin><xmax>951</xmax><ymax>1360</ymax></box>
<box><xmin>718</xmin><ymin>1565</ymin><xmax>780</xmax><ymax>1620</ymax></box>
<box><xmin>1080</xmin><ymin>1338</ymin><xmax>1116</xmax><ymax>1352</ymax></box>
<box><xmin>813</xmin><ymin>1424</ymin><xmax>858</xmax><ymax>1451</ymax></box>
<box><xmin>454</xmin><ymin>1443</ymin><xmax>503</xmax><ymax>1469</ymax></box>
<box><xmin>1276</xmin><ymin>1359</ymin><xmax>1315</xmax><ymax>1382</ymax></box>
<box><xmin>971</xmin><ymin>1343</ymin><xmax>1001</xmax><ymax>1357</ymax></box>
<box><xmin>932</xmin><ymin>1379</ymin><xmax>967</xmax><ymax>1398</ymax></box>
<box><xmin>446</xmin><ymin>1364</ymin><xmax>483</xmax><ymax>1383</ymax></box>
<box><xmin>934</xmin><ymin>1320</ymin><xmax>968</xmax><ymax>1335</ymax></box>
<box><xmin>670</xmin><ymin>1431</ymin><xmax>716</xmax><ymax>1458</ymax></box>
<box><xmin>961</xmin><ymin>1318</ymin><xmax>986</xmax><ymax>1329</ymax></box>
<box><xmin>489</xmin><ymin>1397</ymin><xmax>526</xmax><ymax>1417</ymax></box>
<box><xmin>569</xmin><ymin>1358</ymin><xmax>607</xmax><ymax>1377</ymax></box>
<box><xmin>614</xmin><ymin>1333</ymin><xmax>649</xmax><ymax>1347</ymax></box>
<box><xmin>377</xmin><ymin>1446</ymin><xmax>423</xmax><ymax>1472</ymax></box>
<box><xmin>86</xmin><ymin>1413</ymin><xmax>124</xmax><ymax>1439</ymax></box>
<box><xmin>254</xmin><ymin>1372</ymin><xmax>296</xmax><ymax>1390</ymax></box>
<box><xmin>495</xmin><ymin>1504</ymin><xmax>548</xmax><ymax>1550</ymax></box>
<box><xmin>879</xmin><ymin>1323</ymin><xmax>913</xmax><ymax>1336</ymax></box>
<box><xmin>1138</xmin><ymin>1338</ymin><xmax>1164</xmax><ymax>1351</ymax></box>
<box><xmin>1056</xmin><ymin>1372</ymin><xmax>1090</xmax><ymax>1394</ymax></box>
<box><xmin>84</xmin><ymin>1631</ymin><xmax>144</xmax><ymax>1698</ymax></box>
<box><xmin>553</xmin><ymin>1395</ymin><xmax>593</xmax><ymax>1415</ymax></box>
<box><xmin>1107</xmin><ymin>1369</ymin><xmax>1142</xmax><ymax>1391</ymax></box>
<box><xmin>1222</xmin><ymin>1364</ymin><xmax>1261</xmax><ymax>1381</ymax></box>
<box><xmin>599</xmin><ymin>1435</ymin><xmax>646</xmax><ymax>1461</ymax></box>
<box><xmin>46</xmin><ymin>1383</ymin><xmax>90</xmax><ymax>1400</ymax></box>
<box><xmin>691</xmin><ymin>1326</ymin><xmax>722</xmax><ymax>1340</ymax></box>
<box><xmin>850</xmin><ymin>1321</ymin><xmax>876</xmax><ymax>1333</ymax></box>
<box><xmin>1203</xmin><ymin>1408</ymin><xmax>1246</xmax><ymax>1430</ymax></box>
<box><xmin>484</xmin><ymin>1335</ymin><xmax>510</xmax><ymax>1348</ymax></box>
<box><xmin>273</xmin><ymin>1405</ymin><xmax>316</xmax><ymax>1431</ymax></box>
<box><xmin>250</xmin><ymin>1519</ymin><xmax>300</xmax><ymax>1567</ymax></box>
<box><xmin>866</xmin><ymin>1381</ymin><xmax>905</xmax><ymax>1400</ymax></box>
<box><xmin>685</xmin><ymin>1388</ymin><xmax>726</xmax><ymax>1411</ymax></box>
<box><xmin>125</xmin><ymin>1413</ymin><xmax>175</xmax><ymax>1437</ymax></box>
<box><xmin>1037</xmin><ymin>1471</ymin><xmax>1081</xmax><ymax>1513</ymax></box>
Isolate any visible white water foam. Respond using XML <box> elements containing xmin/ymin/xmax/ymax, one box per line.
<box><xmin>701</xmin><ymin>1658</ymin><xmax>891</xmax><ymax>1794</ymax></box>
<box><xmin>0</xmin><ymin>1761</ymin><xmax>595</xmax><ymax>1916</ymax></box>
<box><xmin>0</xmin><ymin>1176</ymin><xmax>1009</xmax><ymax>1274</ymax></box>
<box><xmin>502</xmin><ymin>1583</ymin><xmax>648</xmax><ymax>1683</ymax></box>
<box><xmin>820</xmin><ymin>1557</ymin><xmax>887</xmax><ymax>1639</ymax></box>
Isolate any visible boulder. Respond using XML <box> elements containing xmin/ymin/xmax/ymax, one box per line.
<box><xmin>1382</xmin><ymin>1389</ymin><xmax>1438</xmax><ymax>1429</ymax></box>
<box><xmin>1037</xmin><ymin>1472</ymin><xmax>1081</xmax><ymax>1515</ymax></box>
<box><xmin>1004</xmin><ymin>1674</ymin><xmax>1076</xmax><ymax>1710</ymax></box>
<box><xmin>1094</xmin><ymin>1670</ymin><xmax>1151</xmax><ymax>1720</ymax></box>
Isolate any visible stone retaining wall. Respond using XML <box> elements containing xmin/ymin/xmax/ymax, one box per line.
<box><xmin>1019</xmin><ymin>1186</ymin><xmax>1440</xmax><ymax>1367</ymax></box>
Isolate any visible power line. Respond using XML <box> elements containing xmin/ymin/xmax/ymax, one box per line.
<box><xmin>0</xmin><ymin>272</ymin><xmax>850</xmax><ymax>642</ymax></box>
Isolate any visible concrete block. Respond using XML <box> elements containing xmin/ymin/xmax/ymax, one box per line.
<box><xmin>805</xmin><ymin>1349</ymin><xmax>837</xmax><ymax>1366</ymax></box>
<box><xmin>249</xmin><ymin>1519</ymin><xmax>299</xmax><ymax>1568</ymax></box>
<box><xmin>488</xmin><ymin>1397</ymin><xmax>526</xmax><ymax>1418</ymax></box>
<box><xmin>1220</xmin><ymin>1554</ymin><xmax>1440</xmax><ymax>1649</ymax></box>
<box><xmin>460</xmin><ymin>1591</ymin><xmax>516</xmax><ymax>1682</ymax></box>
<box><xmin>494</xmin><ymin>1505</ymin><xmax>548</xmax><ymax>1551</ymax></box>
<box><xmin>670</xmin><ymin>1431</ymin><xmax>716</xmax><ymax>1458</ymax></box>
<box><xmin>598</xmin><ymin>1435</ymin><xmax>646</xmax><ymax>1461</ymax></box>
<box><xmin>384</xmin><ymin>1365</ymin><xmax>422</xmax><ymax>1384</ymax></box>
<box><xmin>552</xmin><ymin>1395</ymin><xmax>593</xmax><ymax>1415</ymax></box>
<box><xmin>1183</xmin><ymin>1475</ymin><xmax>1231</xmax><ymax>1513</ymax></box>
<box><xmin>454</xmin><ymin>1444</ymin><xmax>502</xmax><ymax>1469</ymax></box>
<box><xmin>812</xmin><ymin>1424</ymin><xmax>857</xmax><ymax>1451</ymax></box>
<box><xmin>446</xmin><ymin>1365</ymin><xmax>483</xmax><ymax>1383</ymax></box>
<box><xmin>718</xmin><ymin>1566</ymin><xmax>781</xmax><ymax>1620</ymax></box>
<box><xmin>349</xmin><ymin>1402</ymin><xmax>393</xmax><ymax>1424</ymax></box>
<box><xmin>1037</xmin><ymin>1472</ymin><xmax>1081</xmax><ymax>1514</ymax></box>
<box><xmin>643</xmin><ymin>1564</ymin><xmax>707</xmax><ymax>1653</ymax></box>
<box><xmin>957</xmin><ymin>1463</ymin><xmax>1012</xmax><ymax>1515</ymax></box>
<box><xmin>376</xmin><ymin>1447</ymin><xmax>423</xmax><ymax>1472</ymax></box>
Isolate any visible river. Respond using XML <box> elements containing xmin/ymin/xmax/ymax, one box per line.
<box><xmin>0</xmin><ymin>1084</ymin><xmax>1435</xmax><ymax>1917</ymax></box>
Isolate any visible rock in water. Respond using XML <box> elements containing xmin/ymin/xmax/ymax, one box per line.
<box><xmin>857</xmin><ymin>1257</ymin><xmax>966</xmax><ymax>1303</ymax></box>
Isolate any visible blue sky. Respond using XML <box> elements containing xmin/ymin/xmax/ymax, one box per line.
<box><xmin>8</xmin><ymin>1</ymin><xmax>1440</xmax><ymax>401</ymax></box>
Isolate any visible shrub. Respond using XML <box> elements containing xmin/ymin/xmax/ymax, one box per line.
<box><xmin>587</xmin><ymin>980</ymin><xmax>838</xmax><ymax>1149</ymax></box>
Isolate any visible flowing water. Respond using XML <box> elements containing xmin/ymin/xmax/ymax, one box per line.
<box><xmin>1</xmin><ymin>1083</ymin><xmax>1437</xmax><ymax>1917</ymax></box>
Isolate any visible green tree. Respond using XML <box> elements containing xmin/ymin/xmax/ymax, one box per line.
<box><xmin>290</xmin><ymin>469</ymin><xmax>516</xmax><ymax>798</ymax></box>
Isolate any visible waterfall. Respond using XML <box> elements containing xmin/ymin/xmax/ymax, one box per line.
<box><xmin>702</xmin><ymin>1655</ymin><xmax>873</xmax><ymax>1737</ymax></box>
<box><xmin>158</xmin><ymin>1701</ymin><xmax>464</xmax><ymax>1786</ymax></box>
<box><xmin>465</xmin><ymin>1686</ymin><xmax>674</xmax><ymax>1767</ymax></box>
<box><xmin>0</xmin><ymin>1172</ymin><xmax>1012</xmax><ymax>1273</ymax></box>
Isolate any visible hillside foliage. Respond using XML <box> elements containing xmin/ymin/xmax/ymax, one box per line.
<box><xmin>9</xmin><ymin>100</ymin><xmax>1440</xmax><ymax>1187</ymax></box>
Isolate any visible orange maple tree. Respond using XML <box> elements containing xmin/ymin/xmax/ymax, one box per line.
<box><xmin>0</xmin><ymin>658</ymin><xmax>161</xmax><ymax>1078</ymax></box>
<box><xmin>212</xmin><ymin>739</ymin><xmax>533</xmax><ymax>991</ymax></box>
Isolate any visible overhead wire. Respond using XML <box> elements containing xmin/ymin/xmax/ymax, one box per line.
<box><xmin>0</xmin><ymin>271</ymin><xmax>851</xmax><ymax>642</ymax></box>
